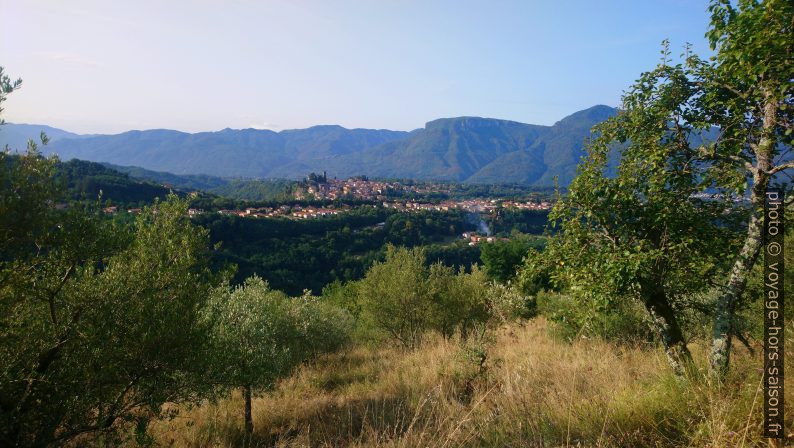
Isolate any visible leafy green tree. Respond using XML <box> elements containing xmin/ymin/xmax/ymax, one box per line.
<box><xmin>1</xmin><ymin>193</ymin><xmax>219</xmax><ymax>445</ymax></box>
<box><xmin>480</xmin><ymin>235</ymin><xmax>544</xmax><ymax>283</ymax></box>
<box><xmin>356</xmin><ymin>245</ymin><xmax>494</xmax><ymax>347</ymax></box>
<box><xmin>694</xmin><ymin>0</ymin><xmax>793</xmax><ymax>374</ymax></box>
<box><xmin>428</xmin><ymin>264</ymin><xmax>490</xmax><ymax>339</ymax></box>
<box><xmin>516</xmin><ymin>248</ymin><xmax>557</xmax><ymax>297</ymax></box>
<box><xmin>204</xmin><ymin>277</ymin><xmax>351</xmax><ymax>443</ymax></box>
<box><xmin>527</xmin><ymin>45</ymin><xmax>741</xmax><ymax>374</ymax></box>
<box><xmin>523</xmin><ymin>0</ymin><xmax>792</xmax><ymax>376</ymax></box>
<box><xmin>1</xmin><ymin>69</ymin><xmax>222</xmax><ymax>445</ymax></box>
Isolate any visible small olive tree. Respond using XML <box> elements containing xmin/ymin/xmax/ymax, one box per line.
<box><xmin>428</xmin><ymin>264</ymin><xmax>491</xmax><ymax>339</ymax></box>
<box><xmin>204</xmin><ymin>277</ymin><xmax>352</xmax><ymax>442</ymax></box>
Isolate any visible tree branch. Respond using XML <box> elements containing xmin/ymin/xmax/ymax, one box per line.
<box><xmin>767</xmin><ymin>161</ymin><xmax>794</xmax><ymax>176</ymax></box>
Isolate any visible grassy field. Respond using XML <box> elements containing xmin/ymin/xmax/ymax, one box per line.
<box><xmin>146</xmin><ymin>318</ymin><xmax>792</xmax><ymax>447</ymax></box>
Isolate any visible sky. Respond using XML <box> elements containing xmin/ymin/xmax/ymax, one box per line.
<box><xmin>1</xmin><ymin>0</ymin><xmax>714</xmax><ymax>134</ymax></box>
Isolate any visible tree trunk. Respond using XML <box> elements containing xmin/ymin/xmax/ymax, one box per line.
<box><xmin>243</xmin><ymin>384</ymin><xmax>253</xmax><ymax>445</ymax></box>
<box><xmin>709</xmin><ymin>200</ymin><xmax>764</xmax><ymax>375</ymax></box>
<box><xmin>642</xmin><ymin>285</ymin><xmax>693</xmax><ymax>376</ymax></box>
<box><xmin>710</xmin><ymin>88</ymin><xmax>776</xmax><ymax>376</ymax></box>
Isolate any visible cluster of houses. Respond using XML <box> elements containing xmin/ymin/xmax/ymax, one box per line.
<box><xmin>98</xmin><ymin>196</ymin><xmax>551</xmax><ymax>222</ymax></box>
<box><xmin>382</xmin><ymin>198</ymin><xmax>551</xmax><ymax>214</ymax></box>
<box><xmin>382</xmin><ymin>201</ymin><xmax>452</xmax><ymax>212</ymax></box>
<box><xmin>217</xmin><ymin>204</ymin><xmax>347</xmax><ymax>220</ymax></box>
<box><xmin>500</xmin><ymin>200</ymin><xmax>552</xmax><ymax>210</ymax></box>
<box><xmin>102</xmin><ymin>206</ymin><xmax>144</xmax><ymax>215</ymax></box>
<box><xmin>460</xmin><ymin>232</ymin><xmax>510</xmax><ymax>246</ymax></box>
<box><xmin>102</xmin><ymin>206</ymin><xmax>204</xmax><ymax>216</ymax></box>
<box><xmin>296</xmin><ymin>177</ymin><xmax>453</xmax><ymax>201</ymax></box>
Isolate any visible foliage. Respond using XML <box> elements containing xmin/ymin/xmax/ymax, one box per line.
<box><xmin>0</xmin><ymin>157</ymin><xmax>219</xmax><ymax>445</ymax></box>
<box><xmin>486</xmin><ymin>208</ymin><xmax>550</xmax><ymax>235</ymax></box>
<box><xmin>516</xmin><ymin>247</ymin><xmax>558</xmax><ymax>296</ymax></box>
<box><xmin>209</xmin><ymin>178</ymin><xmax>297</xmax><ymax>202</ymax></box>
<box><xmin>204</xmin><ymin>276</ymin><xmax>352</xmax><ymax>439</ymax></box>
<box><xmin>205</xmin><ymin>276</ymin><xmax>352</xmax><ymax>389</ymax></box>
<box><xmin>57</xmin><ymin>158</ymin><xmax>173</xmax><ymax>205</ymax></box>
<box><xmin>533</xmin><ymin>291</ymin><xmax>652</xmax><ymax>344</ymax></box>
<box><xmin>696</xmin><ymin>0</ymin><xmax>793</xmax><ymax>374</ymax></box>
<box><xmin>352</xmin><ymin>246</ymin><xmax>518</xmax><ymax>348</ymax></box>
<box><xmin>1</xmin><ymin>73</ymin><xmax>224</xmax><ymax>444</ymax></box>
<box><xmin>519</xmin><ymin>0</ymin><xmax>793</xmax><ymax>376</ymax></box>
<box><xmin>427</xmin><ymin>264</ymin><xmax>491</xmax><ymax>339</ymax></box>
<box><xmin>520</xmin><ymin>40</ymin><xmax>749</xmax><ymax>373</ymax></box>
<box><xmin>105</xmin><ymin>163</ymin><xmax>229</xmax><ymax>191</ymax></box>
<box><xmin>480</xmin><ymin>233</ymin><xmax>545</xmax><ymax>283</ymax></box>
<box><xmin>355</xmin><ymin>246</ymin><xmax>435</xmax><ymax>348</ymax></box>
<box><xmin>197</xmin><ymin>208</ymin><xmax>476</xmax><ymax>295</ymax></box>
<box><xmin>485</xmin><ymin>281</ymin><xmax>537</xmax><ymax>320</ymax></box>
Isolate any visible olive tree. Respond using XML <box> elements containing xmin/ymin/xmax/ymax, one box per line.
<box><xmin>0</xmin><ymin>191</ymin><xmax>220</xmax><ymax>445</ymax></box>
<box><xmin>356</xmin><ymin>246</ymin><xmax>494</xmax><ymax>347</ymax></box>
<box><xmin>428</xmin><ymin>264</ymin><xmax>491</xmax><ymax>339</ymax></box>
<box><xmin>1</xmin><ymin>70</ymin><xmax>222</xmax><ymax>445</ymax></box>
<box><xmin>356</xmin><ymin>246</ymin><xmax>435</xmax><ymax>348</ymax></box>
<box><xmin>204</xmin><ymin>277</ymin><xmax>352</xmax><ymax>443</ymax></box>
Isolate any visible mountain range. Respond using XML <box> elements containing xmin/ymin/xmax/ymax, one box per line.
<box><xmin>0</xmin><ymin>105</ymin><xmax>618</xmax><ymax>186</ymax></box>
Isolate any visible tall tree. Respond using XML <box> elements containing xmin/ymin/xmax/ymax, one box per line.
<box><xmin>522</xmin><ymin>0</ymin><xmax>793</xmax><ymax>376</ymax></box>
<box><xmin>528</xmin><ymin>48</ymin><xmax>740</xmax><ymax>374</ymax></box>
<box><xmin>695</xmin><ymin>0</ymin><xmax>794</xmax><ymax>374</ymax></box>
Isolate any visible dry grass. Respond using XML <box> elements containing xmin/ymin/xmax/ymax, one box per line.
<box><xmin>145</xmin><ymin>318</ymin><xmax>793</xmax><ymax>447</ymax></box>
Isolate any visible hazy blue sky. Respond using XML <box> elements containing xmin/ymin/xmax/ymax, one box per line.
<box><xmin>2</xmin><ymin>0</ymin><xmax>713</xmax><ymax>134</ymax></box>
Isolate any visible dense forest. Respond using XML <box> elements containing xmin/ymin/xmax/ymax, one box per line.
<box><xmin>196</xmin><ymin>208</ymin><xmax>484</xmax><ymax>294</ymax></box>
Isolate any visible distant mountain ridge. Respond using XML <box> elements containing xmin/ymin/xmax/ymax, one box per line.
<box><xmin>0</xmin><ymin>105</ymin><xmax>619</xmax><ymax>185</ymax></box>
<box><xmin>0</xmin><ymin>123</ymin><xmax>83</xmax><ymax>149</ymax></box>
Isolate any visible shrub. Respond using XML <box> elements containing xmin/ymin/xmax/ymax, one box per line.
<box><xmin>355</xmin><ymin>246</ymin><xmax>498</xmax><ymax>348</ymax></box>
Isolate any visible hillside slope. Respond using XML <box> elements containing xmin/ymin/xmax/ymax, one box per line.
<box><xmin>3</xmin><ymin>105</ymin><xmax>618</xmax><ymax>185</ymax></box>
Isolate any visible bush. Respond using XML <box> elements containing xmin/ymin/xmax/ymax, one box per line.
<box><xmin>535</xmin><ymin>290</ymin><xmax>652</xmax><ymax>344</ymax></box>
<box><xmin>355</xmin><ymin>246</ymin><xmax>503</xmax><ymax>348</ymax></box>
<box><xmin>486</xmin><ymin>282</ymin><xmax>536</xmax><ymax>321</ymax></box>
<box><xmin>356</xmin><ymin>246</ymin><xmax>435</xmax><ymax>348</ymax></box>
<box><xmin>480</xmin><ymin>233</ymin><xmax>546</xmax><ymax>283</ymax></box>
